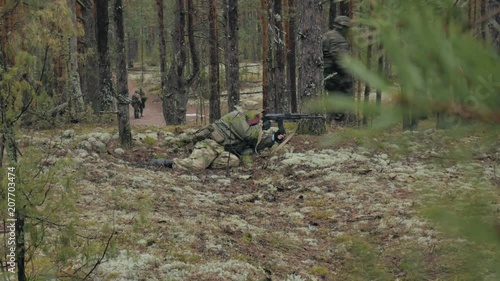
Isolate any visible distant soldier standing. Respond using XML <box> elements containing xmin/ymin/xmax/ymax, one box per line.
<box><xmin>322</xmin><ymin>16</ymin><xmax>353</xmax><ymax>122</ymax></box>
<box><xmin>138</xmin><ymin>87</ymin><xmax>148</xmax><ymax>117</ymax></box>
<box><xmin>131</xmin><ymin>89</ymin><xmax>142</xmax><ymax>119</ymax></box>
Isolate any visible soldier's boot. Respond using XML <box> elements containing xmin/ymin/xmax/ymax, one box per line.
<box><xmin>149</xmin><ymin>158</ymin><xmax>173</xmax><ymax>168</ymax></box>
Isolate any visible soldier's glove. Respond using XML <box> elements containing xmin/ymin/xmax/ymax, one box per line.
<box><xmin>274</xmin><ymin>131</ymin><xmax>285</xmax><ymax>144</ymax></box>
<box><xmin>262</xmin><ymin>120</ymin><xmax>272</xmax><ymax>130</ymax></box>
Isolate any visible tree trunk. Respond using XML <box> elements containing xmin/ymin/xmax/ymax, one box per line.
<box><xmin>328</xmin><ymin>0</ymin><xmax>337</xmax><ymax>30</ymax></box>
<box><xmin>96</xmin><ymin>0</ymin><xmax>115</xmax><ymax>113</ymax></box>
<box><xmin>0</xmin><ymin>134</ymin><xmax>4</xmax><ymax>167</ymax></box>
<box><xmin>489</xmin><ymin>0</ymin><xmax>500</xmax><ymax>50</ymax></box>
<box><xmin>127</xmin><ymin>34</ymin><xmax>135</xmax><ymax>68</ymax></box>
<box><xmin>376</xmin><ymin>44</ymin><xmax>383</xmax><ymax>107</ymax></box>
<box><xmin>273</xmin><ymin>0</ymin><xmax>288</xmax><ymax>112</ymax></box>
<box><xmin>157</xmin><ymin>0</ymin><xmax>168</xmax><ymax>122</ymax></box>
<box><xmin>225</xmin><ymin>0</ymin><xmax>240</xmax><ymax>113</ymax></box>
<box><xmin>186</xmin><ymin>0</ymin><xmax>199</xmax><ymax>88</ymax></box>
<box><xmin>141</xmin><ymin>29</ymin><xmax>144</xmax><ymax>83</ymax></box>
<box><xmin>401</xmin><ymin>88</ymin><xmax>418</xmax><ymax>130</ymax></box>
<box><xmin>66</xmin><ymin>0</ymin><xmax>84</xmax><ymax>120</ymax></box>
<box><xmin>296</xmin><ymin>0</ymin><xmax>326</xmax><ymax>135</ymax></box>
<box><xmin>0</xmin><ymin>0</ymin><xmax>13</xmax><ymax>68</ymax></box>
<box><xmin>114</xmin><ymin>0</ymin><xmax>132</xmax><ymax>148</ymax></box>
<box><xmin>15</xmin><ymin>210</ymin><xmax>26</xmax><ymax>281</ymax></box>
<box><xmin>209</xmin><ymin>0</ymin><xmax>221</xmax><ymax>122</ymax></box>
<box><xmin>163</xmin><ymin>0</ymin><xmax>198</xmax><ymax>125</ymax></box>
<box><xmin>266</xmin><ymin>1</ymin><xmax>276</xmax><ymax>113</ymax></box>
<box><xmin>3</xmin><ymin>121</ymin><xmax>24</xmax><ymax>281</ymax></box>
<box><xmin>339</xmin><ymin>0</ymin><xmax>349</xmax><ymax>16</ymax></box>
<box><xmin>164</xmin><ymin>0</ymin><xmax>186</xmax><ymax>124</ymax></box>
<box><xmin>80</xmin><ymin>0</ymin><xmax>100</xmax><ymax>114</ymax></box>
<box><xmin>480</xmin><ymin>0</ymin><xmax>486</xmax><ymax>40</ymax></box>
<box><xmin>362</xmin><ymin>40</ymin><xmax>372</xmax><ymax>126</ymax></box>
<box><xmin>146</xmin><ymin>30</ymin><xmax>155</xmax><ymax>54</ymax></box>
<box><xmin>285</xmin><ymin>0</ymin><xmax>297</xmax><ymax>112</ymax></box>
<box><xmin>261</xmin><ymin>0</ymin><xmax>270</xmax><ymax>111</ymax></box>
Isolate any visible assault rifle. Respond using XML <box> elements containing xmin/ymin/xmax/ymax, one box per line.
<box><xmin>262</xmin><ymin>113</ymin><xmax>325</xmax><ymax>134</ymax></box>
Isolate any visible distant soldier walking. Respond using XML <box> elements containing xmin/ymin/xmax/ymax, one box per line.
<box><xmin>322</xmin><ymin>16</ymin><xmax>353</xmax><ymax>122</ymax></box>
<box><xmin>131</xmin><ymin>89</ymin><xmax>142</xmax><ymax>119</ymax></box>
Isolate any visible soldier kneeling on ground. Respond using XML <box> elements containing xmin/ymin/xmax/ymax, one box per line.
<box><xmin>149</xmin><ymin>100</ymin><xmax>286</xmax><ymax>170</ymax></box>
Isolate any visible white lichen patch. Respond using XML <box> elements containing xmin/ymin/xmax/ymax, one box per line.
<box><xmin>98</xmin><ymin>250</ymin><xmax>158</xmax><ymax>280</ymax></box>
<box><xmin>217</xmin><ymin>214</ymin><xmax>265</xmax><ymax>234</ymax></box>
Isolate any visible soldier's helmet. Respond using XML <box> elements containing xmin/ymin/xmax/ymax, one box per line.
<box><xmin>333</xmin><ymin>16</ymin><xmax>351</xmax><ymax>30</ymax></box>
<box><xmin>134</xmin><ymin>88</ymin><xmax>140</xmax><ymax>93</ymax></box>
<box><xmin>238</xmin><ymin>99</ymin><xmax>263</xmax><ymax>118</ymax></box>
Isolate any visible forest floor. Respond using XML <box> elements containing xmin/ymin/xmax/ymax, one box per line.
<box><xmin>21</xmin><ymin>117</ymin><xmax>498</xmax><ymax>281</ymax></box>
<box><xmin>5</xmin><ymin>71</ymin><xmax>499</xmax><ymax>281</ymax></box>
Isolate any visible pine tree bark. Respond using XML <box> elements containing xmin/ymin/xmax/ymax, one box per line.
<box><xmin>156</xmin><ymin>0</ymin><xmax>168</xmax><ymax>120</ymax></box>
<box><xmin>273</xmin><ymin>0</ymin><xmax>287</xmax><ymax>112</ymax></box>
<box><xmin>162</xmin><ymin>0</ymin><xmax>199</xmax><ymax>125</ymax></box>
<box><xmin>224</xmin><ymin>0</ymin><xmax>240</xmax><ymax>113</ymax></box>
<box><xmin>296</xmin><ymin>0</ymin><xmax>326</xmax><ymax>135</ymax></box>
<box><xmin>127</xmin><ymin>34</ymin><xmax>136</xmax><ymax>68</ymax></box>
<box><xmin>164</xmin><ymin>0</ymin><xmax>187</xmax><ymax>124</ymax></box>
<box><xmin>114</xmin><ymin>0</ymin><xmax>132</xmax><ymax>148</ymax></box>
<box><xmin>96</xmin><ymin>0</ymin><xmax>115</xmax><ymax>113</ymax></box>
<box><xmin>285</xmin><ymin>0</ymin><xmax>297</xmax><ymax>112</ymax></box>
<box><xmin>489</xmin><ymin>0</ymin><xmax>500</xmax><ymax>50</ymax></box>
<box><xmin>339</xmin><ymin>0</ymin><xmax>349</xmax><ymax>16</ymax></box>
<box><xmin>265</xmin><ymin>0</ymin><xmax>275</xmax><ymax>112</ymax></box>
<box><xmin>0</xmin><ymin>6</ymin><xmax>24</xmax><ymax>277</ymax></box>
<box><xmin>81</xmin><ymin>0</ymin><xmax>100</xmax><ymax>114</ymax></box>
<box><xmin>328</xmin><ymin>0</ymin><xmax>337</xmax><ymax>30</ymax></box>
<box><xmin>66</xmin><ymin>0</ymin><xmax>84</xmax><ymax>120</ymax></box>
<box><xmin>261</xmin><ymin>0</ymin><xmax>270</xmax><ymax>111</ymax></box>
<box><xmin>208</xmin><ymin>0</ymin><xmax>221</xmax><ymax>122</ymax></box>
<box><xmin>362</xmin><ymin>40</ymin><xmax>372</xmax><ymax>126</ymax></box>
<box><xmin>263</xmin><ymin>0</ymin><xmax>278</xmax><ymax>113</ymax></box>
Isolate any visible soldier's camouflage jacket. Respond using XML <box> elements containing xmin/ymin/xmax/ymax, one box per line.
<box><xmin>201</xmin><ymin>110</ymin><xmax>275</xmax><ymax>153</ymax></box>
<box><xmin>322</xmin><ymin>29</ymin><xmax>353</xmax><ymax>93</ymax></box>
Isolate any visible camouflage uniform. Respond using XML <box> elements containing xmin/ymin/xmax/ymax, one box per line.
<box><xmin>173</xmin><ymin>101</ymin><xmax>275</xmax><ymax>171</ymax></box>
<box><xmin>131</xmin><ymin>91</ymin><xmax>142</xmax><ymax>119</ymax></box>
<box><xmin>323</xmin><ymin>16</ymin><xmax>353</xmax><ymax>121</ymax></box>
<box><xmin>138</xmin><ymin>88</ymin><xmax>148</xmax><ymax>117</ymax></box>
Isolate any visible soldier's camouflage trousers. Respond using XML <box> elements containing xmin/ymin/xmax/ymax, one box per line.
<box><xmin>173</xmin><ymin>139</ymin><xmax>240</xmax><ymax>171</ymax></box>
